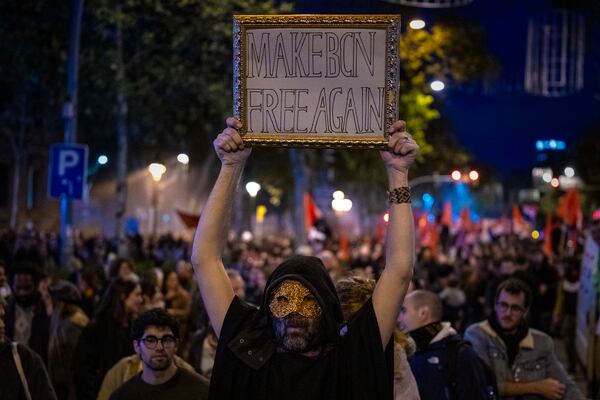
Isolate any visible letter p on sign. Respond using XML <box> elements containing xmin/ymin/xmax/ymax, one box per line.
<box><xmin>58</xmin><ymin>150</ymin><xmax>79</xmax><ymax>175</ymax></box>
<box><xmin>49</xmin><ymin>143</ymin><xmax>89</xmax><ymax>200</ymax></box>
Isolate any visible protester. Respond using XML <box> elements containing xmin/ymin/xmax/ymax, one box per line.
<box><xmin>191</xmin><ymin>117</ymin><xmax>418</xmax><ymax>399</ymax></box>
<box><xmin>74</xmin><ymin>279</ymin><xmax>143</xmax><ymax>400</ymax></box>
<box><xmin>140</xmin><ymin>278</ymin><xmax>165</xmax><ymax>312</ymax></box>
<box><xmin>0</xmin><ymin>261</ymin><xmax>12</xmax><ymax>300</ymax></box>
<box><xmin>0</xmin><ymin>295</ymin><xmax>57</xmax><ymax>400</ymax></box>
<box><xmin>163</xmin><ymin>270</ymin><xmax>191</xmax><ymax>352</ymax></box>
<box><xmin>553</xmin><ymin>257</ymin><xmax>580</xmax><ymax>373</ymax></box>
<box><xmin>47</xmin><ymin>280</ymin><xmax>89</xmax><ymax>400</ymax></box>
<box><xmin>464</xmin><ymin>278</ymin><xmax>584</xmax><ymax>400</ymax></box>
<box><xmin>108</xmin><ymin>308</ymin><xmax>209</xmax><ymax>400</ymax></box>
<box><xmin>109</xmin><ymin>258</ymin><xmax>140</xmax><ymax>283</ymax></box>
<box><xmin>399</xmin><ymin>289</ymin><xmax>496</xmax><ymax>400</ymax></box>
<box><xmin>4</xmin><ymin>260</ymin><xmax>50</xmax><ymax>364</ymax></box>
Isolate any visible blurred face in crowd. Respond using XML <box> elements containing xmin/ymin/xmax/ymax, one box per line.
<box><xmin>398</xmin><ymin>293</ymin><xmax>425</xmax><ymax>332</ymax></box>
<box><xmin>143</xmin><ymin>286</ymin><xmax>165</xmax><ymax>311</ymax></box>
<box><xmin>495</xmin><ymin>289</ymin><xmax>528</xmax><ymax>333</ymax></box>
<box><xmin>269</xmin><ymin>280</ymin><xmax>323</xmax><ymax>354</ymax></box>
<box><xmin>229</xmin><ymin>274</ymin><xmax>245</xmax><ymax>299</ymax></box>
<box><xmin>165</xmin><ymin>272</ymin><xmax>180</xmax><ymax>292</ymax></box>
<box><xmin>0</xmin><ymin>265</ymin><xmax>6</xmax><ymax>286</ymax></box>
<box><xmin>13</xmin><ymin>272</ymin><xmax>37</xmax><ymax>302</ymax></box>
<box><xmin>135</xmin><ymin>326</ymin><xmax>177</xmax><ymax>371</ymax></box>
<box><xmin>124</xmin><ymin>284</ymin><xmax>143</xmax><ymax>315</ymax></box>
<box><xmin>118</xmin><ymin>261</ymin><xmax>134</xmax><ymax>280</ymax></box>
<box><xmin>176</xmin><ymin>261</ymin><xmax>193</xmax><ymax>283</ymax></box>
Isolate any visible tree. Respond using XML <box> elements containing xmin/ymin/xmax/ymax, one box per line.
<box><xmin>77</xmin><ymin>0</ymin><xmax>292</xmax><ymax>242</ymax></box>
<box><xmin>79</xmin><ymin>0</ymin><xmax>293</xmax><ymax>159</ymax></box>
<box><xmin>0</xmin><ymin>1</ymin><xmax>70</xmax><ymax>229</ymax></box>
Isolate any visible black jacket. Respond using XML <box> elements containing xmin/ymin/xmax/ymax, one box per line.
<box><xmin>409</xmin><ymin>332</ymin><xmax>496</xmax><ymax>400</ymax></box>
<box><xmin>0</xmin><ymin>341</ymin><xmax>57</xmax><ymax>400</ymax></box>
<box><xmin>4</xmin><ymin>295</ymin><xmax>50</xmax><ymax>364</ymax></box>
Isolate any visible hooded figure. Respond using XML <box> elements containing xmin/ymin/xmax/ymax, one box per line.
<box><xmin>208</xmin><ymin>255</ymin><xmax>393</xmax><ymax>400</ymax></box>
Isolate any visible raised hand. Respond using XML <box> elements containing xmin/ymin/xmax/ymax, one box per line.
<box><xmin>214</xmin><ymin>117</ymin><xmax>252</xmax><ymax>166</ymax></box>
<box><xmin>379</xmin><ymin>120</ymin><xmax>419</xmax><ymax>173</ymax></box>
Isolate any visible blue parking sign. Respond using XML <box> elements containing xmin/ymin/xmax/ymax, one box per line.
<box><xmin>48</xmin><ymin>143</ymin><xmax>89</xmax><ymax>199</ymax></box>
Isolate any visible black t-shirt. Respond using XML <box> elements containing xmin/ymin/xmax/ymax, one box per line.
<box><xmin>208</xmin><ymin>296</ymin><xmax>393</xmax><ymax>400</ymax></box>
<box><xmin>108</xmin><ymin>367</ymin><xmax>209</xmax><ymax>400</ymax></box>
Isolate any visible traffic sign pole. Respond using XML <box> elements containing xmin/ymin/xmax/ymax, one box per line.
<box><xmin>61</xmin><ymin>0</ymin><xmax>84</xmax><ymax>268</ymax></box>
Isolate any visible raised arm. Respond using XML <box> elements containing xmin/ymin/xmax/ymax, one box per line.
<box><xmin>190</xmin><ymin>117</ymin><xmax>251</xmax><ymax>338</ymax></box>
<box><xmin>372</xmin><ymin>120</ymin><xmax>418</xmax><ymax>348</ymax></box>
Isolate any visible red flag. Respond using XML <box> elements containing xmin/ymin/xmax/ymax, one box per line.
<box><xmin>460</xmin><ymin>207</ymin><xmax>471</xmax><ymax>228</ymax></box>
<box><xmin>441</xmin><ymin>202</ymin><xmax>452</xmax><ymax>226</ymax></box>
<box><xmin>304</xmin><ymin>192</ymin><xmax>321</xmax><ymax>232</ymax></box>
<box><xmin>557</xmin><ymin>189</ymin><xmax>581</xmax><ymax>226</ymax></box>
<box><xmin>512</xmin><ymin>205</ymin><xmax>524</xmax><ymax>226</ymax></box>
<box><xmin>176</xmin><ymin>209</ymin><xmax>200</xmax><ymax>229</ymax></box>
<box><xmin>339</xmin><ymin>232</ymin><xmax>349</xmax><ymax>261</ymax></box>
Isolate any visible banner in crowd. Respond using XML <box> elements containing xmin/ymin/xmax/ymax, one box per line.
<box><xmin>232</xmin><ymin>14</ymin><xmax>400</xmax><ymax>148</ymax></box>
<box><xmin>576</xmin><ymin>235</ymin><xmax>600</xmax><ymax>371</ymax></box>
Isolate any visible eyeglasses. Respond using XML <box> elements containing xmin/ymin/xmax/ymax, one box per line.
<box><xmin>496</xmin><ymin>301</ymin><xmax>526</xmax><ymax>314</ymax></box>
<box><xmin>139</xmin><ymin>335</ymin><xmax>177</xmax><ymax>349</ymax></box>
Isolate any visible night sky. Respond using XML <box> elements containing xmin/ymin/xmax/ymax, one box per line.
<box><xmin>291</xmin><ymin>0</ymin><xmax>600</xmax><ymax>176</ymax></box>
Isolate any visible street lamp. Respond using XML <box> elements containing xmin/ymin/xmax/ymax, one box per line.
<box><xmin>177</xmin><ymin>153</ymin><xmax>189</xmax><ymax>165</ymax></box>
<box><xmin>468</xmin><ymin>170</ymin><xmax>479</xmax><ymax>181</ymax></box>
<box><xmin>564</xmin><ymin>167</ymin><xmax>575</xmax><ymax>178</ymax></box>
<box><xmin>542</xmin><ymin>171</ymin><xmax>553</xmax><ymax>183</ymax></box>
<box><xmin>245</xmin><ymin>181</ymin><xmax>261</xmax><ymax>198</ymax></box>
<box><xmin>430</xmin><ymin>80</ymin><xmax>445</xmax><ymax>92</ymax></box>
<box><xmin>331</xmin><ymin>191</ymin><xmax>352</xmax><ymax>216</ymax></box>
<box><xmin>97</xmin><ymin>155</ymin><xmax>108</xmax><ymax>165</ymax></box>
<box><xmin>451</xmin><ymin>170</ymin><xmax>462</xmax><ymax>181</ymax></box>
<box><xmin>245</xmin><ymin>181</ymin><xmax>261</xmax><ymax>232</ymax></box>
<box><xmin>409</xmin><ymin>19</ymin><xmax>426</xmax><ymax>29</ymax></box>
<box><xmin>148</xmin><ymin>162</ymin><xmax>166</xmax><ymax>182</ymax></box>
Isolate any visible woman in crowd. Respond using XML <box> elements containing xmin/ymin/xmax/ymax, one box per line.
<box><xmin>163</xmin><ymin>270</ymin><xmax>191</xmax><ymax>351</ymax></box>
<box><xmin>73</xmin><ymin>278</ymin><xmax>142</xmax><ymax>400</ymax></box>
<box><xmin>47</xmin><ymin>280</ymin><xmax>89</xmax><ymax>400</ymax></box>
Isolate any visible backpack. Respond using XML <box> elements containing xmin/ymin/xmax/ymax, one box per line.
<box><xmin>440</xmin><ymin>339</ymin><xmax>498</xmax><ymax>400</ymax></box>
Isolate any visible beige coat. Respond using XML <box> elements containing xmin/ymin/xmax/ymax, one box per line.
<box><xmin>96</xmin><ymin>354</ymin><xmax>196</xmax><ymax>400</ymax></box>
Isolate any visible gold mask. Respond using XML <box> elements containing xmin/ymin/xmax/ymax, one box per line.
<box><xmin>269</xmin><ymin>280</ymin><xmax>322</xmax><ymax>320</ymax></box>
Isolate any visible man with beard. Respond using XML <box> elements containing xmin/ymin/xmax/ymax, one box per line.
<box><xmin>4</xmin><ymin>261</ymin><xmax>50</xmax><ymax>363</ymax></box>
<box><xmin>191</xmin><ymin>117</ymin><xmax>418</xmax><ymax>399</ymax></box>
<box><xmin>464</xmin><ymin>278</ymin><xmax>584</xmax><ymax>400</ymax></box>
<box><xmin>0</xmin><ymin>295</ymin><xmax>57</xmax><ymax>400</ymax></box>
<box><xmin>108</xmin><ymin>308</ymin><xmax>209</xmax><ymax>400</ymax></box>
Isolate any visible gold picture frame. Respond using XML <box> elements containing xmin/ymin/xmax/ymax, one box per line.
<box><xmin>233</xmin><ymin>14</ymin><xmax>401</xmax><ymax>149</ymax></box>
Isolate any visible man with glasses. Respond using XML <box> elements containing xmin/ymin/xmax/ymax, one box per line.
<box><xmin>465</xmin><ymin>278</ymin><xmax>584</xmax><ymax>400</ymax></box>
<box><xmin>108</xmin><ymin>308</ymin><xmax>209</xmax><ymax>400</ymax></box>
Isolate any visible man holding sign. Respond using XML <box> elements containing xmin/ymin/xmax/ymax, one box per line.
<box><xmin>191</xmin><ymin>117</ymin><xmax>418</xmax><ymax>399</ymax></box>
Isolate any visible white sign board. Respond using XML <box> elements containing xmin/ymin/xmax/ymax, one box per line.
<box><xmin>233</xmin><ymin>15</ymin><xmax>400</xmax><ymax>148</ymax></box>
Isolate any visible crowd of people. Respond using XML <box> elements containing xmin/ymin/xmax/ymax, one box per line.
<box><xmin>0</xmin><ymin>215</ymin><xmax>595</xmax><ymax>399</ymax></box>
<box><xmin>0</xmin><ymin>118</ymin><xmax>596</xmax><ymax>399</ymax></box>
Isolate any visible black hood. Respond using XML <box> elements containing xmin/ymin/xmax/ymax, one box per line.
<box><xmin>261</xmin><ymin>255</ymin><xmax>343</xmax><ymax>340</ymax></box>
<box><xmin>228</xmin><ymin>255</ymin><xmax>343</xmax><ymax>369</ymax></box>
